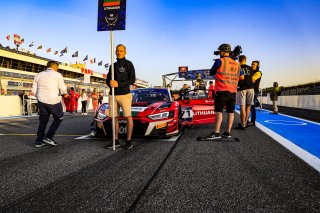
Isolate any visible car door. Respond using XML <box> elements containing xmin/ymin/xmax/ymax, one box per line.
<box><xmin>177</xmin><ymin>90</ymin><xmax>215</xmax><ymax>125</ymax></box>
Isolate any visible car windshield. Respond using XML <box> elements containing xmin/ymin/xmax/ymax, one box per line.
<box><xmin>184</xmin><ymin>90</ymin><xmax>208</xmax><ymax>100</ymax></box>
<box><xmin>131</xmin><ymin>89</ymin><xmax>170</xmax><ymax>103</ymax></box>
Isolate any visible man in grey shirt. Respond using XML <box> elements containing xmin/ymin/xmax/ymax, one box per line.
<box><xmin>31</xmin><ymin>61</ymin><xmax>69</xmax><ymax>147</ymax></box>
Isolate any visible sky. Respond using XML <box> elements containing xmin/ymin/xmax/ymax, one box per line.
<box><xmin>1</xmin><ymin>0</ymin><xmax>320</xmax><ymax>89</ymax></box>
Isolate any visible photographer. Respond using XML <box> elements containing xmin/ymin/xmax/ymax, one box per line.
<box><xmin>205</xmin><ymin>44</ymin><xmax>243</xmax><ymax>140</ymax></box>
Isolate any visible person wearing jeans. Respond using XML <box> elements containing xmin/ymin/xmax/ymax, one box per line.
<box><xmin>31</xmin><ymin>61</ymin><xmax>69</xmax><ymax>147</ymax></box>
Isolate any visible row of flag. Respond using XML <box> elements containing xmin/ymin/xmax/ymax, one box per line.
<box><xmin>5</xmin><ymin>34</ymin><xmax>109</xmax><ymax>68</ymax></box>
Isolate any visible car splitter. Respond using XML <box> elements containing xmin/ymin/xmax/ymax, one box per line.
<box><xmin>196</xmin><ymin>136</ymin><xmax>240</xmax><ymax>142</ymax></box>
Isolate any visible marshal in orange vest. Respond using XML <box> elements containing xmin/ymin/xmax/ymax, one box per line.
<box><xmin>215</xmin><ymin>57</ymin><xmax>241</xmax><ymax>93</ymax></box>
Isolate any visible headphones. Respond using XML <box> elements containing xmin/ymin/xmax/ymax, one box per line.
<box><xmin>252</xmin><ymin>60</ymin><xmax>260</xmax><ymax>70</ymax></box>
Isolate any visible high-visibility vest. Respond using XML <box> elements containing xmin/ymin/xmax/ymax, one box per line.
<box><xmin>215</xmin><ymin>57</ymin><xmax>240</xmax><ymax>93</ymax></box>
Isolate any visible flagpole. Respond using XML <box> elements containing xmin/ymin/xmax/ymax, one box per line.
<box><xmin>110</xmin><ymin>30</ymin><xmax>116</xmax><ymax>151</ymax></box>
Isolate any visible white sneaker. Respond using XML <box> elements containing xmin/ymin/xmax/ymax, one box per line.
<box><xmin>81</xmin><ymin>113</ymin><xmax>84</xmax><ymax>115</ymax></box>
<box><xmin>84</xmin><ymin>113</ymin><xmax>88</xmax><ymax>115</ymax></box>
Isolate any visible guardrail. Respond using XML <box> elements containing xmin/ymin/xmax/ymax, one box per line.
<box><xmin>260</xmin><ymin>94</ymin><xmax>320</xmax><ymax>111</ymax></box>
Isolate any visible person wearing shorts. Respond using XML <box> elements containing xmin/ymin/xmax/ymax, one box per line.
<box><xmin>205</xmin><ymin>44</ymin><xmax>243</xmax><ymax>140</ymax></box>
<box><xmin>106</xmin><ymin>44</ymin><xmax>136</xmax><ymax>150</ymax></box>
<box><xmin>236</xmin><ymin>55</ymin><xmax>254</xmax><ymax>129</ymax></box>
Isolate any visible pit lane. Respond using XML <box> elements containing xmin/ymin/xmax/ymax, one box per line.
<box><xmin>0</xmin><ymin>112</ymin><xmax>319</xmax><ymax>212</ymax></box>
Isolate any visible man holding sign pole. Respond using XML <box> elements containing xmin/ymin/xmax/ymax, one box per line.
<box><xmin>97</xmin><ymin>0</ymin><xmax>127</xmax><ymax>150</ymax></box>
<box><xmin>105</xmin><ymin>44</ymin><xmax>136</xmax><ymax>150</ymax></box>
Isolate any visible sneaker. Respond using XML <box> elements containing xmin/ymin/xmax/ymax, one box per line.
<box><xmin>43</xmin><ymin>137</ymin><xmax>57</xmax><ymax>146</ymax></box>
<box><xmin>222</xmin><ymin>132</ymin><xmax>232</xmax><ymax>139</ymax></box>
<box><xmin>204</xmin><ymin>132</ymin><xmax>221</xmax><ymax>140</ymax></box>
<box><xmin>236</xmin><ymin>123</ymin><xmax>246</xmax><ymax>130</ymax></box>
<box><xmin>35</xmin><ymin>141</ymin><xmax>46</xmax><ymax>148</ymax></box>
<box><xmin>248</xmin><ymin>121</ymin><xmax>255</xmax><ymax>126</ymax></box>
<box><xmin>124</xmin><ymin>140</ymin><xmax>133</xmax><ymax>150</ymax></box>
<box><xmin>90</xmin><ymin>131</ymin><xmax>97</xmax><ymax>137</ymax></box>
<box><xmin>84</xmin><ymin>113</ymin><xmax>88</xmax><ymax>115</ymax></box>
<box><xmin>104</xmin><ymin>140</ymin><xmax>120</xmax><ymax>149</ymax></box>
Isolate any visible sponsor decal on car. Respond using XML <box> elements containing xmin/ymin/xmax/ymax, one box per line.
<box><xmin>156</xmin><ymin>122</ymin><xmax>167</xmax><ymax>129</ymax></box>
<box><xmin>194</xmin><ymin>110</ymin><xmax>215</xmax><ymax>116</ymax></box>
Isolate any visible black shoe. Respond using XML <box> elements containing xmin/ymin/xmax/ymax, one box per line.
<box><xmin>204</xmin><ymin>132</ymin><xmax>221</xmax><ymax>140</ymax></box>
<box><xmin>35</xmin><ymin>141</ymin><xmax>46</xmax><ymax>148</ymax></box>
<box><xmin>236</xmin><ymin>123</ymin><xmax>246</xmax><ymax>130</ymax></box>
<box><xmin>124</xmin><ymin>140</ymin><xmax>133</xmax><ymax>150</ymax></box>
<box><xmin>222</xmin><ymin>132</ymin><xmax>232</xmax><ymax>139</ymax></box>
<box><xmin>104</xmin><ymin>140</ymin><xmax>120</xmax><ymax>149</ymax></box>
<box><xmin>43</xmin><ymin>137</ymin><xmax>57</xmax><ymax>146</ymax></box>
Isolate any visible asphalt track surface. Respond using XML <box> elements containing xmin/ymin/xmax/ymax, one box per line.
<box><xmin>0</xmin><ymin>111</ymin><xmax>319</xmax><ymax>212</ymax></box>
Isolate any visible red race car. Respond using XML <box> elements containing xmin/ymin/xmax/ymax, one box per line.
<box><xmin>92</xmin><ymin>88</ymin><xmax>215</xmax><ymax>138</ymax></box>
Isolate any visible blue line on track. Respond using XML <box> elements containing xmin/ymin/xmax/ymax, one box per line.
<box><xmin>254</xmin><ymin>108</ymin><xmax>320</xmax><ymax>158</ymax></box>
<box><xmin>235</xmin><ymin>104</ymin><xmax>320</xmax><ymax>159</ymax></box>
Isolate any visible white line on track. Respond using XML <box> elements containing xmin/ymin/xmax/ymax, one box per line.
<box><xmin>235</xmin><ymin>109</ymin><xmax>320</xmax><ymax>173</ymax></box>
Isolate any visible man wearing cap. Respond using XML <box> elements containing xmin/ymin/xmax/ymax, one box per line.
<box><xmin>205</xmin><ymin>44</ymin><xmax>243</xmax><ymax>140</ymax></box>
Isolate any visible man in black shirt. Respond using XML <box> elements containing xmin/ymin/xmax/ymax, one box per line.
<box><xmin>249</xmin><ymin>60</ymin><xmax>262</xmax><ymax>126</ymax></box>
<box><xmin>236</xmin><ymin>55</ymin><xmax>254</xmax><ymax>129</ymax></box>
<box><xmin>106</xmin><ymin>44</ymin><xmax>136</xmax><ymax>150</ymax></box>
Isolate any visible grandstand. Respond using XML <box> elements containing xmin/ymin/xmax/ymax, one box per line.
<box><xmin>0</xmin><ymin>46</ymin><xmax>148</xmax><ymax>95</ymax></box>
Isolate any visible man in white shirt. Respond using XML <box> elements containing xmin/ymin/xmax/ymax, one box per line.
<box><xmin>31</xmin><ymin>61</ymin><xmax>69</xmax><ymax>147</ymax></box>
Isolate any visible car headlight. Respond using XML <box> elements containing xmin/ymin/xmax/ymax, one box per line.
<box><xmin>97</xmin><ymin>112</ymin><xmax>107</xmax><ymax>120</ymax></box>
<box><xmin>148</xmin><ymin>112</ymin><xmax>169</xmax><ymax>120</ymax></box>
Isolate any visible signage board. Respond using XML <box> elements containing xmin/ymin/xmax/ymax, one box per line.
<box><xmin>97</xmin><ymin>0</ymin><xmax>126</xmax><ymax>31</ymax></box>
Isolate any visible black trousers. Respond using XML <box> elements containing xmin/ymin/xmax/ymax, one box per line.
<box><xmin>81</xmin><ymin>101</ymin><xmax>87</xmax><ymax>113</ymax></box>
<box><xmin>250</xmin><ymin>91</ymin><xmax>259</xmax><ymax>122</ymax></box>
<box><xmin>36</xmin><ymin>101</ymin><xmax>64</xmax><ymax>142</ymax></box>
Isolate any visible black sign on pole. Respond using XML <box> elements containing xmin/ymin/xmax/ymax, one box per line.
<box><xmin>97</xmin><ymin>0</ymin><xmax>126</xmax><ymax>31</ymax></box>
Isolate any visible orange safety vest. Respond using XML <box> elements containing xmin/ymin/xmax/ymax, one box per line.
<box><xmin>215</xmin><ymin>57</ymin><xmax>240</xmax><ymax>93</ymax></box>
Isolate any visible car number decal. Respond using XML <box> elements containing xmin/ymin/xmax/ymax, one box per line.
<box><xmin>181</xmin><ymin>106</ymin><xmax>193</xmax><ymax>122</ymax></box>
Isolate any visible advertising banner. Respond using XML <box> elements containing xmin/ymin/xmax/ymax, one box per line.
<box><xmin>97</xmin><ymin>0</ymin><xmax>126</xmax><ymax>31</ymax></box>
<box><xmin>179</xmin><ymin>69</ymin><xmax>214</xmax><ymax>80</ymax></box>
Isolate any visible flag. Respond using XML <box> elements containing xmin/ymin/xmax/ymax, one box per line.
<box><xmin>14</xmin><ymin>34</ymin><xmax>21</xmax><ymax>45</ymax></box>
<box><xmin>21</xmin><ymin>38</ymin><xmax>24</xmax><ymax>44</ymax></box>
<box><xmin>90</xmin><ymin>58</ymin><xmax>96</xmax><ymax>64</ymax></box>
<box><xmin>98</xmin><ymin>61</ymin><xmax>103</xmax><ymax>66</ymax></box>
<box><xmin>37</xmin><ymin>45</ymin><xmax>43</xmax><ymax>50</ymax></box>
<box><xmin>54</xmin><ymin>50</ymin><xmax>58</xmax><ymax>55</ymax></box>
<box><xmin>83</xmin><ymin>55</ymin><xmax>88</xmax><ymax>61</ymax></box>
<box><xmin>46</xmin><ymin>48</ymin><xmax>51</xmax><ymax>53</ymax></box>
<box><xmin>6</xmin><ymin>34</ymin><xmax>10</xmax><ymax>41</ymax></box>
<box><xmin>60</xmin><ymin>47</ymin><xmax>67</xmax><ymax>53</ymax></box>
<box><xmin>72</xmin><ymin>51</ymin><xmax>78</xmax><ymax>57</ymax></box>
<box><xmin>104</xmin><ymin>63</ymin><xmax>109</xmax><ymax>68</ymax></box>
<box><xmin>29</xmin><ymin>42</ymin><xmax>34</xmax><ymax>47</ymax></box>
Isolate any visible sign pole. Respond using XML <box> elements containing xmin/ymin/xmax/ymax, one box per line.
<box><xmin>110</xmin><ymin>30</ymin><xmax>116</xmax><ymax>151</ymax></box>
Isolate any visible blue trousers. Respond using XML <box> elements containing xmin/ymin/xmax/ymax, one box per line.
<box><xmin>36</xmin><ymin>101</ymin><xmax>64</xmax><ymax>142</ymax></box>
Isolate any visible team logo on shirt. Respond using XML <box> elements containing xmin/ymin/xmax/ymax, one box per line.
<box><xmin>119</xmin><ymin>67</ymin><xmax>125</xmax><ymax>72</ymax></box>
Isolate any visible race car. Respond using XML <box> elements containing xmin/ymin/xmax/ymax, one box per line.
<box><xmin>92</xmin><ymin>88</ymin><xmax>215</xmax><ymax>138</ymax></box>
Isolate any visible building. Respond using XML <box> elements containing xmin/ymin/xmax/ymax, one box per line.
<box><xmin>0</xmin><ymin>46</ymin><xmax>149</xmax><ymax>95</ymax></box>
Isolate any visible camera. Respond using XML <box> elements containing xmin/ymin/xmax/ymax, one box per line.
<box><xmin>214</xmin><ymin>45</ymin><xmax>242</xmax><ymax>61</ymax></box>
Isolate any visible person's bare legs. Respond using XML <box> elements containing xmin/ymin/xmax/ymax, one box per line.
<box><xmin>240</xmin><ymin>105</ymin><xmax>246</xmax><ymax>125</ymax></box>
<box><xmin>226</xmin><ymin>112</ymin><xmax>234</xmax><ymax>133</ymax></box>
<box><xmin>126</xmin><ymin>116</ymin><xmax>133</xmax><ymax>140</ymax></box>
<box><xmin>244</xmin><ymin>104</ymin><xmax>251</xmax><ymax>125</ymax></box>
<box><xmin>115</xmin><ymin>117</ymin><xmax>119</xmax><ymax>140</ymax></box>
<box><xmin>214</xmin><ymin>112</ymin><xmax>223</xmax><ymax>133</ymax></box>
